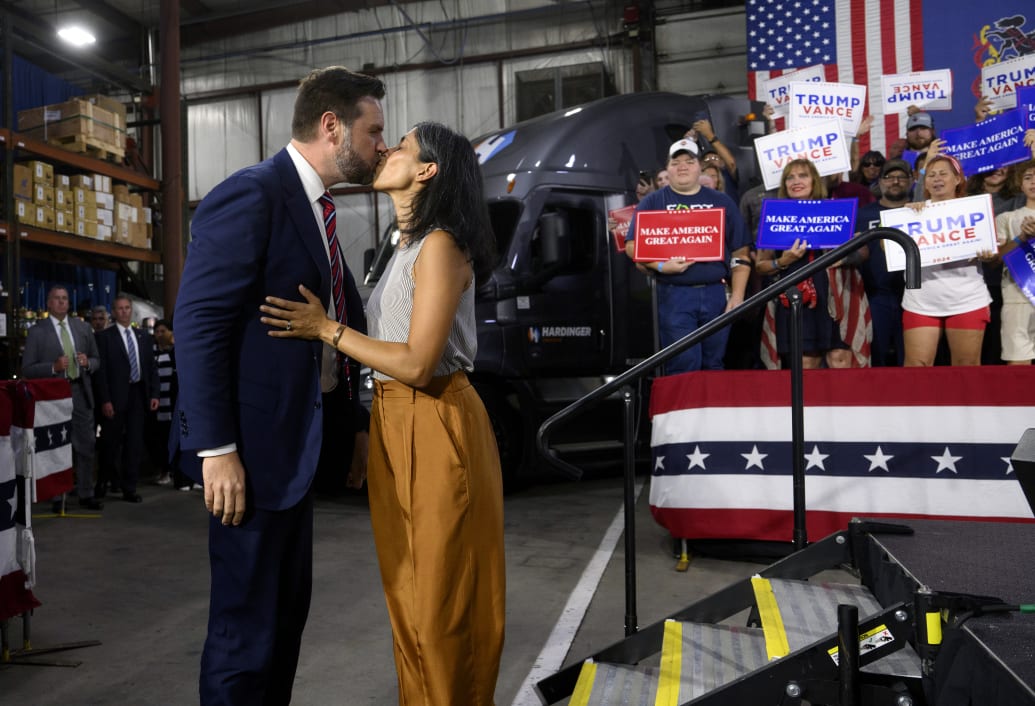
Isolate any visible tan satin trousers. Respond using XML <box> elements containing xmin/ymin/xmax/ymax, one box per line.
<box><xmin>368</xmin><ymin>371</ymin><xmax>506</xmax><ymax>706</ymax></box>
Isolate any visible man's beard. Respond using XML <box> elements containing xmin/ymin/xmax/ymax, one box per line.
<box><xmin>335</xmin><ymin>138</ymin><xmax>376</xmax><ymax>185</ymax></box>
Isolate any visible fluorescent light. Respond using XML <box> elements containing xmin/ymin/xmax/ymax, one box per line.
<box><xmin>57</xmin><ymin>26</ymin><xmax>96</xmax><ymax>47</ymax></box>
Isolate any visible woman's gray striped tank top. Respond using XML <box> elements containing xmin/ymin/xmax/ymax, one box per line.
<box><xmin>367</xmin><ymin>234</ymin><xmax>476</xmax><ymax>382</ymax></box>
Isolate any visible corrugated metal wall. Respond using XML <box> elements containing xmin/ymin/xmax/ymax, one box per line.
<box><xmin>184</xmin><ymin>1</ymin><xmax>749</xmax><ymax>272</ymax></box>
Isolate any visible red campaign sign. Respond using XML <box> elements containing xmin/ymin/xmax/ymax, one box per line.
<box><xmin>632</xmin><ymin>208</ymin><xmax>726</xmax><ymax>262</ymax></box>
<box><xmin>609</xmin><ymin>205</ymin><xmax>636</xmax><ymax>252</ymax></box>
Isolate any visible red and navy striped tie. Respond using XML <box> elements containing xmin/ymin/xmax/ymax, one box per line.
<box><xmin>320</xmin><ymin>191</ymin><xmax>350</xmax><ymax>394</ymax></box>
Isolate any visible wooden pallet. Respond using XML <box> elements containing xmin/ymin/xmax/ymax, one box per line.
<box><xmin>47</xmin><ymin>133</ymin><xmax>125</xmax><ymax>163</ymax></box>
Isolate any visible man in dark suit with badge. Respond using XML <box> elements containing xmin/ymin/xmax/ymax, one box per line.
<box><xmin>94</xmin><ymin>293</ymin><xmax>159</xmax><ymax>503</ymax></box>
<box><xmin>21</xmin><ymin>285</ymin><xmax>103</xmax><ymax>510</ymax></box>
<box><xmin>173</xmin><ymin>66</ymin><xmax>383</xmax><ymax>705</ymax></box>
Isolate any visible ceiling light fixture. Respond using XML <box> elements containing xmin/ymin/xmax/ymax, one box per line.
<box><xmin>57</xmin><ymin>26</ymin><xmax>96</xmax><ymax>47</ymax></box>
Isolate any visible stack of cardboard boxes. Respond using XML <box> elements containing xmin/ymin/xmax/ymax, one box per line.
<box><xmin>17</xmin><ymin>95</ymin><xmax>127</xmax><ymax>160</ymax></box>
<box><xmin>13</xmin><ymin>160</ymin><xmax>57</xmax><ymax>231</ymax></box>
<box><xmin>112</xmin><ymin>184</ymin><xmax>151</xmax><ymax>249</ymax></box>
<box><xmin>11</xmin><ymin>159</ymin><xmax>151</xmax><ymax>249</ymax></box>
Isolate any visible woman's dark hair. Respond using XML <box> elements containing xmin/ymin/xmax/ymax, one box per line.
<box><xmin>852</xmin><ymin>150</ymin><xmax>885</xmax><ymax>185</ymax></box>
<box><xmin>402</xmin><ymin>121</ymin><xmax>497</xmax><ymax>284</ymax></box>
<box><xmin>966</xmin><ymin>167</ymin><xmax>1016</xmax><ymax>200</ymax></box>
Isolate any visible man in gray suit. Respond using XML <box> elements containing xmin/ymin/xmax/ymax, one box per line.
<box><xmin>21</xmin><ymin>285</ymin><xmax>103</xmax><ymax>510</ymax></box>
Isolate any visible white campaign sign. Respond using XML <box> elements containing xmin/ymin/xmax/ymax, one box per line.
<box><xmin>788</xmin><ymin>81</ymin><xmax>868</xmax><ymax>137</ymax></box>
<box><xmin>880</xmin><ymin>194</ymin><xmax>997</xmax><ymax>272</ymax></box>
<box><xmin>981</xmin><ymin>53</ymin><xmax>1035</xmax><ymax>112</ymax></box>
<box><xmin>753</xmin><ymin>120</ymin><xmax>851</xmax><ymax>191</ymax></box>
<box><xmin>880</xmin><ymin>69</ymin><xmax>953</xmax><ymax>114</ymax></box>
<box><xmin>762</xmin><ymin>65</ymin><xmax>826</xmax><ymax>119</ymax></box>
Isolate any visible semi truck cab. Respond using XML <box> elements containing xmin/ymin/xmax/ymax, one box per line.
<box><xmin>366</xmin><ymin>91</ymin><xmax>758</xmax><ymax>487</ymax></box>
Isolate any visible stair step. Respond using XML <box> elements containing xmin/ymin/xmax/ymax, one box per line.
<box><xmin>568</xmin><ymin>621</ymin><xmax>768</xmax><ymax>706</ymax></box>
<box><xmin>659</xmin><ymin>620</ymin><xmax>769</xmax><ymax>703</ymax></box>
<box><xmin>569</xmin><ymin>661</ymin><xmax>659</xmax><ymax>706</ymax></box>
<box><xmin>757</xmin><ymin>577</ymin><xmax>921</xmax><ymax>677</ymax></box>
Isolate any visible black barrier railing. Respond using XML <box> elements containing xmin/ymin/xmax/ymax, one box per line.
<box><xmin>535</xmin><ymin>227</ymin><xmax>922</xmax><ymax>642</ymax></box>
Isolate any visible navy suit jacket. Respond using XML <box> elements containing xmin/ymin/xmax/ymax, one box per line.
<box><xmin>174</xmin><ymin>148</ymin><xmax>365</xmax><ymax>511</ymax></box>
<box><xmin>95</xmin><ymin>324</ymin><xmax>159</xmax><ymax>411</ymax></box>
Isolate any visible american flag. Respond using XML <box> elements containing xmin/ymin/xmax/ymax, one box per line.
<box><xmin>648</xmin><ymin>366</ymin><xmax>1035</xmax><ymax>543</ymax></box>
<box><xmin>0</xmin><ymin>382</ymin><xmax>42</xmax><ymax>621</ymax></box>
<box><xmin>746</xmin><ymin>0</ymin><xmax>923</xmax><ymax>158</ymax></box>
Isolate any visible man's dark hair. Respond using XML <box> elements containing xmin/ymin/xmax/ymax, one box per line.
<box><xmin>154</xmin><ymin>318</ymin><xmax>173</xmax><ymax>331</ymax></box>
<box><xmin>291</xmin><ymin>66</ymin><xmax>386</xmax><ymax>141</ymax></box>
<box><xmin>402</xmin><ymin>122</ymin><xmax>497</xmax><ymax>285</ymax></box>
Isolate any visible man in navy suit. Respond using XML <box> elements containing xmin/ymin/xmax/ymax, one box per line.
<box><xmin>94</xmin><ymin>293</ymin><xmax>159</xmax><ymax>503</ymax></box>
<box><xmin>173</xmin><ymin>66</ymin><xmax>385</xmax><ymax>706</ymax></box>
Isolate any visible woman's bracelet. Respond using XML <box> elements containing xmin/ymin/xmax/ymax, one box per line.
<box><xmin>331</xmin><ymin>323</ymin><xmax>346</xmax><ymax>348</ymax></box>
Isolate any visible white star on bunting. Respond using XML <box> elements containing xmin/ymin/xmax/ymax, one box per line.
<box><xmin>686</xmin><ymin>445</ymin><xmax>710</xmax><ymax>471</ymax></box>
<box><xmin>803</xmin><ymin>445</ymin><xmax>829</xmax><ymax>471</ymax></box>
<box><xmin>864</xmin><ymin>446</ymin><xmax>894</xmax><ymax>472</ymax></box>
<box><xmin>931</xmin><ymin>447</ymin><xmax>962</xmax><ymax>474</ymax></box>
<box><xmin>742</xmin><ymin>445</ymin><xmax>768</xmax><ymax>471</ymax></box>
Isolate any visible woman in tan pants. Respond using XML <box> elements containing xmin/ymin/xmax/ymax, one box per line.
<box><xmin>261</xmin><ymin>121</ymin><xmax>504</xmax><ymax>705</ymax></box>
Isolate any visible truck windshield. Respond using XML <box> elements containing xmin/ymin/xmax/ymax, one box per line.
<box><xmin>487</xmin><ymin>200</ymin><xmax>522</xmax><ymax>266</ymax></box>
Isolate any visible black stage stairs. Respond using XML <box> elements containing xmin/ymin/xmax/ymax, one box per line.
<box><xmin>536</xmin><ymin>519</ymin><xmax>1035</xmax><ymax>706</ymax></box>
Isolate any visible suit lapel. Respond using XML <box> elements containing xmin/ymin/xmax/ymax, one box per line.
<box><xmin>273</xmin><ymin>149</ymin><xmax>331</xmax><ymax>303</ymax></box>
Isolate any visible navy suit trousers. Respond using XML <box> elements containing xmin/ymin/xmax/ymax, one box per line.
<box><xmin>200</xmin><ymin>494</ymin><xmax>314</xmax><ymax>706</ymax></box>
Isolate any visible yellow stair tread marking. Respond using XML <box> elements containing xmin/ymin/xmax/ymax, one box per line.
<box><xmin>569</xmin><ymin>660</ymin><xmax>597</xmax><ymax>706</ymax></box>
<box><xmin>655</xmin><ymin>620</ymin><xmax>683</xmax><ymax>706</ymax></box>
<box><xmin>751</xmin><ymin>576</ymin><xmax>791</xmax><ymax>660</ymax></box>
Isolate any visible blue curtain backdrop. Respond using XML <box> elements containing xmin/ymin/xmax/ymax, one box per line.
<box><xmin>924</xmin><ymin>4</ymin><xmax>1035</xmax><ymax>131</ymax></box>
<box><xmin>1</xmin><ymin>256</ymin><xmax>117</xmax><ymax>315</ymax></box>
<box><xmin>1</xmin><ymin>55</ymin><xmax>83</xmax><ymax>124</ymax></box>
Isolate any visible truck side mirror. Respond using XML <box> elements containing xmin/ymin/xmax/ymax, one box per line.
<box><xmin>539</xmin><ymin>211</ymin><xmax>571</xmax><ymax>270</ymax></box>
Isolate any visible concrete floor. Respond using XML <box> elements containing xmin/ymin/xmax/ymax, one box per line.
<box><xmin>1</xmin><ymin>473</ymin><xmax>773</xmax><ymax>705</ymax></box>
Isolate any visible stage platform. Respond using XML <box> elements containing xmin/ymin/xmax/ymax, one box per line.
<box><xmin>864</xmin><ymin>518</ymin><xmax>1035</xmax><ymax>705</ymax></box>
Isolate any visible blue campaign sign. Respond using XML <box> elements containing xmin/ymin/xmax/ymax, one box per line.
<box><xmin>1003</xmin><ymin>239</ymin><xmax>1035</xmax><ymax>309</ymax></box>
<box><xmin>1020</xmin><ymin>85</ymin><xmax>1035</xmax><ymax>128</ymax></box>
<box><xmin>940</xmin><ymin>109</ymin><xmax>1030</xmax><ymax>176</ymax></box>
<box><xmin>757</xmin><ymin>198</ymin><xmax>858</xmax><ymax>250</ymax></box>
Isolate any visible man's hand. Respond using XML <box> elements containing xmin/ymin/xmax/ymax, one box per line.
<box><xmin>693</xmin><ymin>119</ymin><xmax>716</xmax><ymax>142</ymax></box>
<box><xmin>203</xmin><ymin>452</ymin><xmax>247</xmax><ymax>526</ymax></box>
<box><xmin>101</xmin><ymin>402</ymin><xmax>115</xmax><ymax>418</ymax></box>
<box><xmin>54</xmin><ymin>355</ymin><xmax>69</xmax><ymax>374</ymax></box>
<box><xmin>346</xmin><ymin>431</ymin><xmax>370</xmax><ymax>489</ymax></box>
<box><xmin>149</xmin><ymin>398</ymin><xmax>160</xmax><ymax>412</ymax></box>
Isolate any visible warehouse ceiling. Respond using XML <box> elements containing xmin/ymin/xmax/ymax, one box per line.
<box><xmin>1</xmin><ymin>0</ymin><xmax>421</xmax><ymax>91</ymax></box>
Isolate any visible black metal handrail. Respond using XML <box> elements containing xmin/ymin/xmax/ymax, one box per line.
<box><xmin>536</xmin><ymin>226</ymin><xmax>922</xmax><ymax>477</ymax></box>
<box><xmin>532</xmin><ymin>226</ymin><xmax>921</xmax><ymax>657</ymax></box>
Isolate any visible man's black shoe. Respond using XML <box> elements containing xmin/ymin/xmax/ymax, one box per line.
<box><xmin>79</xmin><ymin>497</ymin><xmax>104</xmax><ymax>510</ymax></box>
